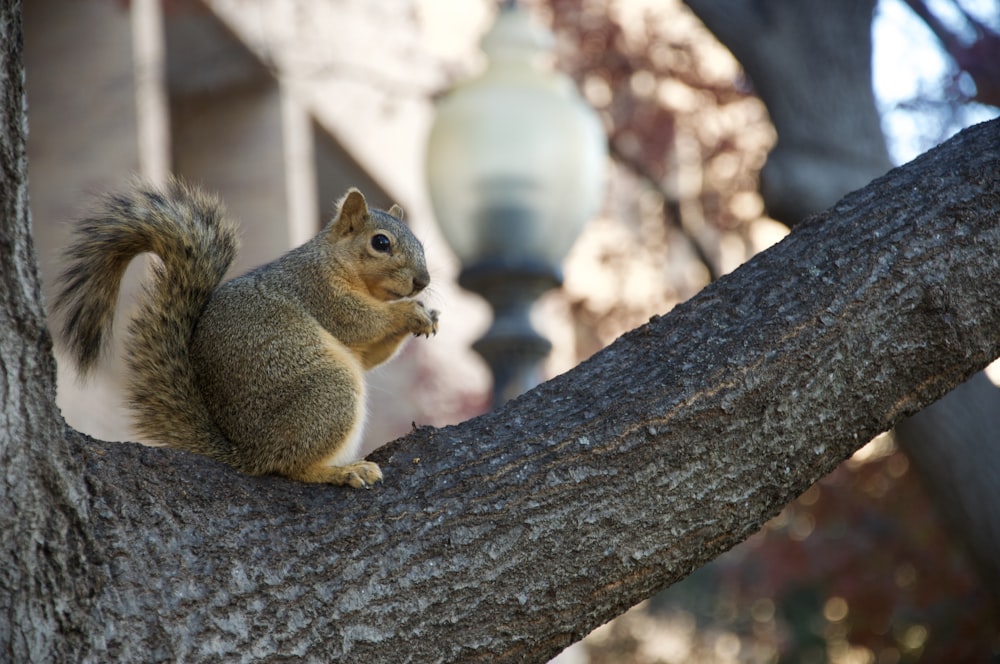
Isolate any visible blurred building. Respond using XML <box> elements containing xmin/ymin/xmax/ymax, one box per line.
<box><xmin>25</xmin><ymin>0</ymin><xmax>490</xmax><ymax>451</ymax></box>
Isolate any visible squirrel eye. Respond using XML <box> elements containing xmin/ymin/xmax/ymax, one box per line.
<box><xmin>371</xmin><ymin>233</ymin><xmax>391</xmax><ymax>253</ymax></box>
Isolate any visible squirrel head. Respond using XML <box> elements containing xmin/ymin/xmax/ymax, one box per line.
<box><xmin>327</xmin><ymin>188</ymin><xmax>430</xmax><ymax>301</ymax></box>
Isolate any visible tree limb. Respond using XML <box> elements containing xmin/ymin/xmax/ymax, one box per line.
<box><xmin>48</xmin><ymin>119</ymin><xmax>1000</xmax><ymax>661</ymax></box>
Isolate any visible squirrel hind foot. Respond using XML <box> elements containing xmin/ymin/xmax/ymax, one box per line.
<box><xmin>285</xmin><ymin>460</ymin><xmax>383</xmax><ymax>488</ymax></box>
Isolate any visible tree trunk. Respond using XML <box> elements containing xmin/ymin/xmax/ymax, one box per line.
<box><xmin>895</xmin><ymin>374</ymin><xmax>1000</xmax><ymax>593</ymax></box>
<box><xmin>0</xmin><ymin>1</ymin><xmax>100</xmax><ymax>661</ymax></box>
<box><xmin>684</xmin><ymin>0</ymin><xmax>893</xmax><ymax>226</ymax></box>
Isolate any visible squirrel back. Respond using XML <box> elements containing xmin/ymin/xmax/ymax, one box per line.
<box><xmin>54</xmin><ymin>179</ymin><xmax>438</xmax><ymax>486</ymax></box>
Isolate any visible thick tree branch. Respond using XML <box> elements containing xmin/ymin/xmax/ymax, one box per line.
<box><xmin>53</xmin><ymin>119</ymin><xmax>1000</xmax><ymax>661</ymax></box>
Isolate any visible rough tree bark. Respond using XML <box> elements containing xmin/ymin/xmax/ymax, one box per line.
<box><xmin>0</xmin><ymin>1</ymin><xmax>100</xmax><ymax>660</ymax></box>
<box><xmin>5</xmin><ymin>2</ymin><xmax>1000</xmax><ymax>661</ymax></box>
<box><xmin>684</xmin><ymin>0</ymin><xmax>1000</xmax><ymax>598</ymax></box>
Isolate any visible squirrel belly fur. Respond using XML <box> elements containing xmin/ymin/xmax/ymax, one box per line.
<box><xmin>54</xmin><ymin>178</ymin><xmax>438</xmax><ymax>488</ymax></box>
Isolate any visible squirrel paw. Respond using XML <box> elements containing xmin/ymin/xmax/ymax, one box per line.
<box><xmin>293</xmin><ymin>460</ymin><xmax>383</xmax><ymax>487</ymax></box>
<box><xmin>342</xmin><ymin>461</ymin><xmax>383</xmax><ymax>489</ymax></box>
<box><xmin>410</xmin><ymin>301</ymin><xmax>439</xmax><ymax>338</ymax></box>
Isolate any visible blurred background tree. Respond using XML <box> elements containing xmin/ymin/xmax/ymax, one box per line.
<box><xmin>524</xmin><ymin>0</ymin><xmax>1000</xmax><ymax>660</ymax></box>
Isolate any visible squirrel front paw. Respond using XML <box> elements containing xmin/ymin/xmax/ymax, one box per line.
<box><xmin>409</xmin><ymin>300</ymin><xmax>439</xmax><ymax>338</ymax></box>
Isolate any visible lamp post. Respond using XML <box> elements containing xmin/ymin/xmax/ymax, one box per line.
<box><xmin>426</xmin><ymin>3</ymin><xmax>607</xmax><ymax>408</ymax></box>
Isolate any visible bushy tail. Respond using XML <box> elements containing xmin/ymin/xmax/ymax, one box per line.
<box><xmin>54</xmin><ymin>178</ymin><xmax>238</xmax><ymax>460</ymax></box>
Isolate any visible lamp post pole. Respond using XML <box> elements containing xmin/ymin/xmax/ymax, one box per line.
<box><xmin>426</xmin><ymin>4</ymin><xmax>607</xmax><ymax>408</ymax></box>
<box><xmin>459</xmin><ymin>244</ymin><xmax>560</xmax><ymax>408</ymax></box>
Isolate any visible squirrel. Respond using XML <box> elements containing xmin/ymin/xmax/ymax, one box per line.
<box><xmin>54</xmin><ymin>178</ymin><xmax>438</xmax><ymax>488</ymax></box>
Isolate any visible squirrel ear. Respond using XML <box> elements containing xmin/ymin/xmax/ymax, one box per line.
<box><xmin>388</xmin><ymin>204</ymin><xmax>404</xmax><ymax>220</ymax></box>
<box><xmin>335</xmin><ymin>188</ymin><xmax>369</xmax><ymax>229</ymax></box>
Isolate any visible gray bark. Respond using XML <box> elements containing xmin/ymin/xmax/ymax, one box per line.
<box><xmin>0</xmin><ymin>1</ymin><xmax>99</xmax><ymax>661</ymax></box>
<box><xmin>684</xmin><ymin>0</ymin><xmax>1000</xmax><ymax>599</ymax></box>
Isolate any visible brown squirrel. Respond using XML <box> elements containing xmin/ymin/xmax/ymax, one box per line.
<box><xmin>54</xmin><ymin>178</ymin><xmax>438</xmax><ymax>487</ymax></box>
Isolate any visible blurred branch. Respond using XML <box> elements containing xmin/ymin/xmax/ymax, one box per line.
<box><xmin>904</xmin><ymin>0</ymin><xmax>1000</xmax><ymax>108</ymax></box>
<box><xmin>607</xmin><ymin>140</ymin><xmax>721</xmax><ymax>282</ymax></box>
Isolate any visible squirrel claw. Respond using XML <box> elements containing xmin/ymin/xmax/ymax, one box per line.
<box><xmin>412</xmin><ymin>306</ymin><xmax>439</xmax><ymax>338</ymax></box>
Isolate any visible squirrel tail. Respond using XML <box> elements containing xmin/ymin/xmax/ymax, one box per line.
<box><xmin>54</xmin><ymin>178</ymin><xmax>238</xmax><ymax>460</ymax></box>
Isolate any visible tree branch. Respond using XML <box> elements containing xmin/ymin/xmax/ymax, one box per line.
<box><xmin>58</xmin><ymin>119</ymin><xmax>1000</xmax><ymax>661</ymax></box>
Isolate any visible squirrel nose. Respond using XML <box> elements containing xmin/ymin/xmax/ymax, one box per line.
<box><xmin>412</xmin><ymin>271</ymin><xmax>430</xmax><ymax>294</ymax></box>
